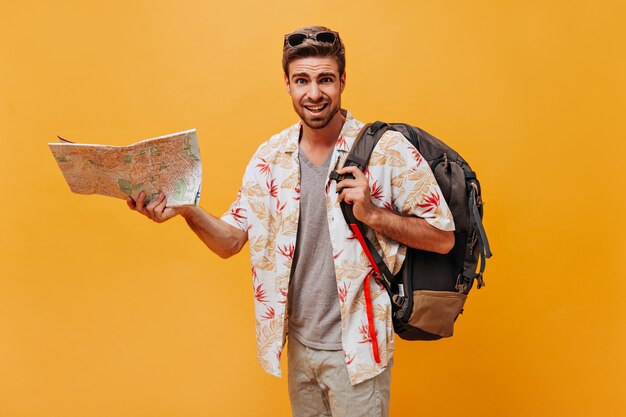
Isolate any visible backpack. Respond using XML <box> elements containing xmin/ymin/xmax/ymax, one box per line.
<box><xmin>330</xmin><ymin>121</ymin><xmax>492</xmax><ymax>341</ymax></box>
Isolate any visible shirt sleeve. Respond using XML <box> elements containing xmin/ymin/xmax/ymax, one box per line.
<box><xmin>381</xmin><ymin>131</ymin><xmax>455</xmax><ymax>232</ymax></box>
<box><xmin>221</xmin><ymin>187</ymin><xmax>248</xmax><ymax>232</ymax></box>
<box><xmin>220</xmin><ymin>158</ymin><xmax>256</xmax><ymax>233</ymax></box>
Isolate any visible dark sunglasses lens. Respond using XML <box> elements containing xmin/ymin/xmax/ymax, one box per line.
<box><xmin>287</xmin><ymin>33</ymin><xmax>307</xmax><ymax>47</ymax></box>
<box><xmin>315</xmin><ymin>32</ymin><xmax>336</xmax><ymax>43</ymax></box>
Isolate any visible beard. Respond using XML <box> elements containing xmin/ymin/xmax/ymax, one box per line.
<box><xmin>293</xmin><ymin>100</ymin><xmax>341</xmax><ymax>130</ymax></box>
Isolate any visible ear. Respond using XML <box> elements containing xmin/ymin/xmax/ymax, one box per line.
<box><xmin>284</xmin><ymin>73</ymin><xmax>291</xmax><ymax>94</ymax></box>
<box><xmin>340</xmin><ymin>71</ymin><xmax>347</xmax><ymax>93</ymax></box>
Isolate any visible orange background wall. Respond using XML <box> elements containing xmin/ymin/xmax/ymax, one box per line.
<box><xmin>1</xmin><ymin>1</ymin><xmax>624</xmax><ymax>416</ymax></box>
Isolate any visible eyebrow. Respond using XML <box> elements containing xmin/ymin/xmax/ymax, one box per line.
<box><xmin>290</xmin><ymin>72</ymin><xmax>337</xmax><ymax>80</ymax></box>
<box><xmin>291</xmin><ymin>72</ymin><xmax>311</xmax><ymax>80</ymax></box>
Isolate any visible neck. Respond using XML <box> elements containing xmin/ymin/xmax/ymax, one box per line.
<box><xmin>300</xmin><ymin>108</ymin><xmax>346</xmax><ymax>149</ymax></box>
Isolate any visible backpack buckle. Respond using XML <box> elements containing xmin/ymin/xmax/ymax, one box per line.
<box><xmin>455</xmin><ymin>274</ymin><xmax>468</xmax><ymax>293</ymax></box>
<box><xmin>392</xmin><ymin>294</ymin><xmax>406</xmax><ymax>309</ymax></box>
<box><xmin>477</xmin><ymin>274</ymin><xmax>486</xmax><ymax>289</ymax></box>
<box><xmin>470</xmin><ymin>181</ymin><xmax>485</xmax><ymax>206</ymax></box>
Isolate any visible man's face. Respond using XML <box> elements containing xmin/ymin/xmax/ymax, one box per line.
<box><xmin>285</xmin><ymin>56</ymin><xmax>346</xmax><ymax>130</ymax></box>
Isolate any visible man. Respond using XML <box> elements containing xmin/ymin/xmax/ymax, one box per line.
<box><xmin>128</xmin><ymin>26</ymin><xmax>454</xmax><ymax>417</ymax></box>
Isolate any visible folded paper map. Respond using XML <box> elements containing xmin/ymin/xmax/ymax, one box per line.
<box><xmin>49</xmin><ymin>129</ymin><xmax>202</xmax><ymax>207</ymax></box>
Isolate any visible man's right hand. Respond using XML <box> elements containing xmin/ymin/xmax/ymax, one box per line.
<box><xmin>127</xmin><ymin>191</ymin><xmax>247</xmax><ymax>258</ymax></box>
<box><xmin>126</xmin><ymin>191</ymin><xmax>184</xmax><ymax>223</ymax></box>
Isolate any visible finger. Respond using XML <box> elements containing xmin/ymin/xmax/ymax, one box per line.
<box><xmin>337</xmin><ymin>189</ymin><xmax>355</xmax><ymax>205</ymax></box>
<box><xmin>126</xmin><ymin>197</ymin><xmax>136</xmax><ymax>210</ymax></box>
<box><xmin>336</xmin><ymin>165</ymin><xmax>367</xmax><ymax>180</ymax></box>
<box><xmin>153</xmin><ymin>195</ymin><xmax>168</xmax><ymax>221</ymax></box>
<box><xmin>135</xmin><ymin>192</ymin><xmax>147</xmax><ymax>214</ymax></box>
<box><xmin>146</xmin><ymin>192</ymin><xmax>165</xmax><ymax>216</ymax></box>
<box><xmin>335</xmin><ymin>178</ymin><xmax>359</xmax><ymax>192</ymax></box>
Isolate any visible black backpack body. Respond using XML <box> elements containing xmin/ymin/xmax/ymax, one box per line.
<box><xmin>331</xmin><ymin>121</ymin><xmax>492</xmax><ymax>341</ymax></box>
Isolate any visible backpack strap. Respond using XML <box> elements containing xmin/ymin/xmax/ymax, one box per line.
<box><xmin>459</xmin><ymin>177</ymin><xmax>493</xmax><ymax>290</ymax></box>
<box><xmin>331</xmin><ymin>122</ymin><xmax>405</xmax><ymax>309</ymax></box>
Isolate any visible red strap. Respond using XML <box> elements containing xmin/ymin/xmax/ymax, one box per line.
<box><xmin>349</xmin><ymin>224</ymin><xmax>380</xmax><ymax>274</ymax></box>
<box><xmin>350</xmin><ymin>224</ymin><xmax>381</xmax><ymax>364</ymax></box>
<box><xmin>364</xmin><ymin>270</ymin><xmax>381</xmax><ymax>363</ymax></box>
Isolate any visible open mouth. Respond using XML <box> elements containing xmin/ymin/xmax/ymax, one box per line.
<box><xmin>304</xmin><ymin>103</ymin><xmax>329</xmax><ymax>115</ymax></box>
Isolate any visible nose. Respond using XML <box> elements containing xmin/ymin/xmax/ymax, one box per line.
<box><xmin>307</xmin><ymin>82</ymin><xmax>323</xmax><ymax>101</ymax></box>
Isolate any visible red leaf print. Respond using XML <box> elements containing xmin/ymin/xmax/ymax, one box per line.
<box><xmin>417</xmin><ymin>191</ymin><xmax>441</xmax><ymax>214</ymax></box>
<box><xmin>410</xmin><ymin>147</ymin><xmax>423</xmax><ymax>165</ymax></box>
<box><xmin>294</xmin><ymin>186</ymin><xmax>301</xmax><ymax>201</ymax></box>
<box><xmin>278</xmin><ymin>243</ymin><xmax>295</xmax><ymax>260</ymax></box>
<box><xmin>251</xmin><ymin>266</ymin><xmax>258</xmax><ymax>283</ymax></box>
<box><xmin>254</xmin><ymin>283</ymin><xmax>268</xmax><ymax>304</ymax></box>
<box><xmin>266</xmin><ymin>178</ymin><xmax>286</xmax><ymax>210</ymax></box>
<box><xmin>229</xmin><ymin>207</ymin><xmax>246</xmax><ymax>226</ymax></box>
<box><xmin>358</xmin><ymin>323</ymin><xmax>372</xmax><ymax>344</ymax></box>
<box><xmin>256</xmin><ymin>158</ymin><xmax>271</xmax><ymax>176</ymax></box>
<box><xmin>382</xmin><ymin>196</ymin><xmax>397</xmax><ymax>211</ymax></box>
<box><xmin>345</xmin><ymin>352</ymin><xmax>356</xmax><ymax>365</ymax></box>
<box><xmin>339</xmin><ymin>282</ymin><xmax>351</xmax><ymax>303</ymax></box>
<box><xmin>337</xmin><ymin>135</ymin><xmax>347</xmax><ymax>151</ymax></box>
<box><xmin>267</xmin><ymin>179</ymin><xmax>278</xmax><ymax>198</ymax></box>
<box><xmin>333</xmin><ymin>249</ymin><xmax>344</xmax><ymax>259</ymax></box>
<box><xmin>278</xmin><ymin>288</ymin><xmax>288</xmax><ymax>304</ymax></box>
<box><xmin>370</xmin><ymin>180</ymin><xmax>384</xmax><ymax>201</ymax></box>
<box><xmin>261</xmin><ymin>306</ymin><xmax>275</xmax><ymax>320</ymax></box>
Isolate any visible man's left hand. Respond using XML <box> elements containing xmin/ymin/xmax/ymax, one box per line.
<box><xmin>335</xmin><ymin>165</ymin><xmax>378</xmax><ymax>224</ymax></box>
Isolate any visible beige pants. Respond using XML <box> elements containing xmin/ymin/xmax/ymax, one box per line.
<box><xmin>287</xmin><ymin>337</ymin><xmax>391</xmax><ymax>417</ymax></box>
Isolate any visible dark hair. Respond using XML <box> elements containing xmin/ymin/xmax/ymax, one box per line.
<box><xmin>282</xmin><ymin>26</ymin><xmax>346</xmax><ymax>76</ymax></box>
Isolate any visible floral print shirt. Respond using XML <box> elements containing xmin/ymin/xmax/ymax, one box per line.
<box><xmin>221</xmin><ymin>111</ymin><xmax>454</xmax><ymax>385</ymax></box>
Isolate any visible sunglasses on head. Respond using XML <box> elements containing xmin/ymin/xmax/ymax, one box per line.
<box><xmin>284</xmin><ymin>30</ymin><xmax>340</xmax><ymax>47</ymax></box>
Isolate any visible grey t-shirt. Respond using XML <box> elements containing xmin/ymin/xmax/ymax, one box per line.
<box><xmin>287</xmin><ymin>149</ymin><xmax>343</xmax><ymax>350</ymax></box>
